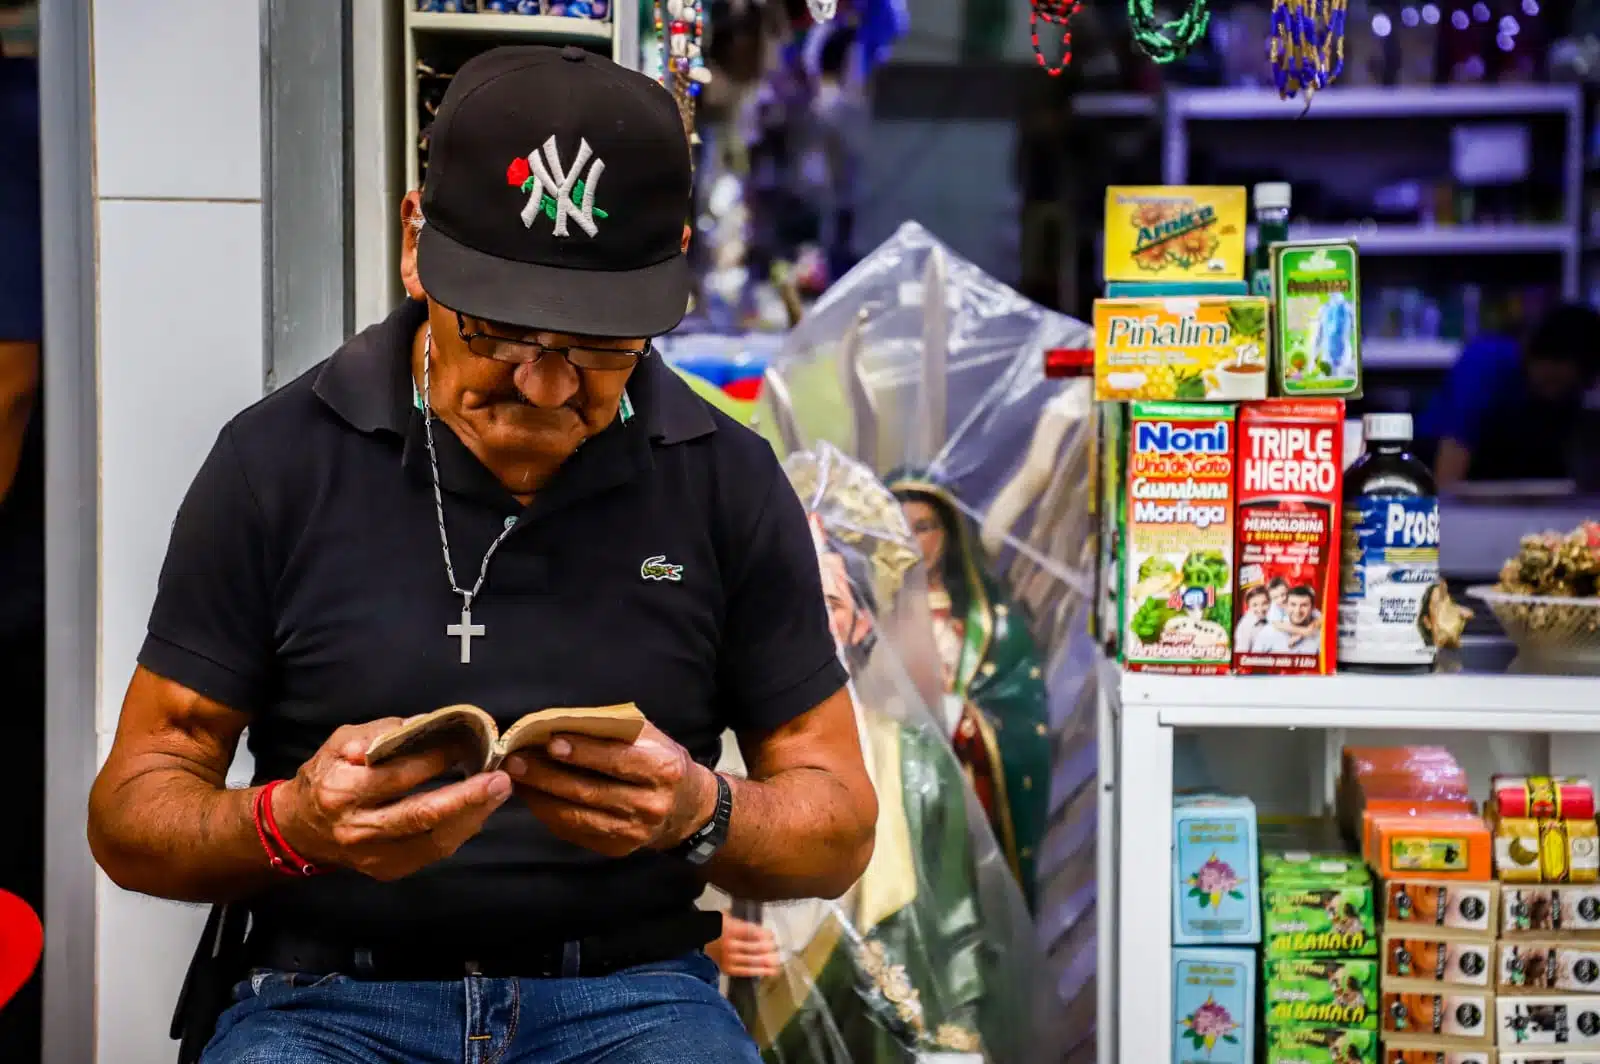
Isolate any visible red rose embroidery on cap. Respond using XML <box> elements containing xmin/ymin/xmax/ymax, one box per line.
<box><xmin>506</xmin><ymin>157</ymin><xmax>532</xmax><ymax>188</ymax></box>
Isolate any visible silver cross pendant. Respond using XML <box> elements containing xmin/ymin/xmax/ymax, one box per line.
<box><xmin>447</xmin><ymin>606</ymin><xmax>486</xmax><ymax>664</ymax></box>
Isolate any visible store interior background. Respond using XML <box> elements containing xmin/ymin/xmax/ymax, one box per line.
<box><xmin>8</xmin><ymin>0</ymin><xmax>1600</xmax><ymax>1062</ymax></box>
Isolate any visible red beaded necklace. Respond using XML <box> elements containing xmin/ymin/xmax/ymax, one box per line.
<box><xmin>1029</xmin><ymin>0</ymin><xmax>1082</xmax><ymax>76</ymax></box>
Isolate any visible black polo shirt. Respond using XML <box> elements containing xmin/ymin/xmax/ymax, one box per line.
<box><xmin>139</xmin><ymin>299</ymin><xmax>846</xmax><ymax>943</ymax></box>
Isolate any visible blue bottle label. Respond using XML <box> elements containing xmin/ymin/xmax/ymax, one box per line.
<box><xmin>1337</xmin><ymin>494</ymin><xmax>1441</xmax><ymax>666</ymax></box>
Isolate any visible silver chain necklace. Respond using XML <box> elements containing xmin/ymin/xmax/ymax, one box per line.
<box><xmin>421</xmin><ymin>328</ymin><xmax>518</xmax><ymax>664</ymax></box>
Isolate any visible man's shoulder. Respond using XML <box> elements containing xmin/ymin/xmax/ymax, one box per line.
<box><xmin>222</xmin><ymin>357</ymin><xmax>340</xmax><ymax>453</ymax></box>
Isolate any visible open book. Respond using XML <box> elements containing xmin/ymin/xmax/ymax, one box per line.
<box><xmin>365</xmin><ymin>702</ymin><xmax>646</xmax><ymax>773</ymax></box>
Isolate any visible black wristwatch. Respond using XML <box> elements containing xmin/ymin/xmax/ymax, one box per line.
<box><xmin>673</xmin><ymin>772</ymin><xmax>732</xmax><ymax>866</ymax></box>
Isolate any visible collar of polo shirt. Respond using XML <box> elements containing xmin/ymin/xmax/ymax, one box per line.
<box><xmin>312</xmin><ymin>300</ymin><xmax>716</xmax><ymax>448</ymax></box>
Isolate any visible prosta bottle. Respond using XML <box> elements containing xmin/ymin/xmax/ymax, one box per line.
<box><xmin>1251</xmin><ymin>182</ymin><xmax>1291</xmax><ymax>298</ymax></box>
<box><xmin>1337</xmin><ymin>413</ymin><xmax>1441</xmax><ymax>672</ymax></box>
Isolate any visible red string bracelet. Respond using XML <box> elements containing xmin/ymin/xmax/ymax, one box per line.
<box><xmin>252</xmin><ymin>779</ymin><xmax>322</xmax><ymax>877</ymax></box>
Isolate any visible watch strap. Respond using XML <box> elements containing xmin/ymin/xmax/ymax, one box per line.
<box><xmin>675</xmin><ymin>772</ymin><xmax>732</xmax><ymax>866</ymax></box>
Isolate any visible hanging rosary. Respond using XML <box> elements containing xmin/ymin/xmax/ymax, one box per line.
<box><xmin>1269</xmin><ymin>0</ymin><xmax>1348</xmax><ymax>105</ymax></box>
<box><xmin>657</xmin><ymin>0</ymin><xmax>710</xmax><ymax>147</ymax></box>
<box><xmin>807</xmin><ymin>0</ymin><xmax>838</xmax><ymax>21</ymax></box>
<box><xmin>1127</xmin><ymin>0</ymin><xmax>1211</xmax><ymax>65</ymax></box>
<box><xmin>1029</xmin><ymin>0</ymin><xmax>1082</xmax><ymax>77</ymax></box>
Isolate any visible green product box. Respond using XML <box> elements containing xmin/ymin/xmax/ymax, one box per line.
<box><xmin>1261</xmin><ymin>851</ymin><xmax>1369</xmax><ymax>884</ymax></box>
<box><xmin>1262</xmin><ymin>880</ymin><xmax>1377</xmax><ymax>958</ymax></box>
<box><xmin>1271</xmin><ymin>240</ymin><xmax>1362</xmax><ymax>399</ymax></box>
<box><xmin>1265</xmin><ymin>1025</ymin><xmax>1379</xmax><ymax>1064</ymax></box>
<box><xmin>1263</xmin><ymin>958</ymin><xmax>1379</xmax><ymax>1030</ymax></box>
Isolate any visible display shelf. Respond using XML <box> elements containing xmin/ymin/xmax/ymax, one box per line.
<box><xmin>1162</xmin><ymin>83</ymin><xmax>1584</xmax><ymax>300</ymax></box>
<box><xmin>1362</xmin><ymin>337</ymin><xmax>1460</xmax><ymax>369</ymax></box>
<box><xmin>1070</xmin><ymin>92</ymin><xmax>1158</xmax><ymax>119</ymax></box>
<box><xmin>1110</xmin><ymin>660</ymin><xmax>1600</xmax><ymax>1064</ymax></box>
<box><xmin>402</xmin><ymin>4</ymin><xmax>634</xmax><ymax>196</ymax></box>
<box><xmin>1245</xmin><ymin>222</ymin><xmax>1575</xmax><ymax>255</ymax></box>
<box><xmin>1170</xmin><ymin>84</ymin><xmax>1581</xmax><ymax>121</ymax></box>
<box><xmin>406</xmin><ymin>9</ymin><xmax>613</xmax><ymax>43</ymax></box>
<box><xmin>1123</xmin><ymin>669</ymin><xmax>1599</xmax><ymax>729</ymax></box>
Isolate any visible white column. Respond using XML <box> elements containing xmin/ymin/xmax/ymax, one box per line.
<box><xmin>90</xmin><ymin>2</ymin><xmax>266</xmax><ymax>1061</ymax></box>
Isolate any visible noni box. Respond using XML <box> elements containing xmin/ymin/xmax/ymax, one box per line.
<box><xmin>1174</xmin><ymin>794</ymin><xmax>1261</xmax><ymax>944</ymax></box>
<box><xmin>1122</xmin><ymin>402</ymin><xmax>1237</xmax><ymax>674</ymax></box>
<box><xmin>1174</xmin><ymin>947</ymin><xmax>1256</xmax><ymax>1064</ymax></box>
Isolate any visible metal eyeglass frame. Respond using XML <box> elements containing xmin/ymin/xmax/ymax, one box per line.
<box><xmin>454</xmin><ymin>311</ymin><xmax>653</xmax><ymax>371</ymax></box>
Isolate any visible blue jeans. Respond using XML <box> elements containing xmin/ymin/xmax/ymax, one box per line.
<box><xmin>201</xmin><ymin>953</ymin><xmax>760</xmax><ymax>1064</ymax></box>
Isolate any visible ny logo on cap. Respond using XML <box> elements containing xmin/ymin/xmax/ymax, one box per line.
<box><xmin>506</xmin><ymin>136</ymin><xmax>610</xmax><ymax>239</ymax></box>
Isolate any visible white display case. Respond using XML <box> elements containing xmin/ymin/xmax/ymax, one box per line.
<box><xmin>1107</xmin><ymin>660</ymin><xmax>1600</xmax><ymax>1064</ymax></box>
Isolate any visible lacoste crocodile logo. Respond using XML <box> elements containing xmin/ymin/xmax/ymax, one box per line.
<box><xmin>640</xmin><ymin>555</ymin><xmax>683</xmax><ymax>582</ymax></box>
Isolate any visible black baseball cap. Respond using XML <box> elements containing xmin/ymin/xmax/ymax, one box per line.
<box><xmin>418</xmin><ymin>45</ymin><xmax>692</xmax><ymax>338</ymax></box>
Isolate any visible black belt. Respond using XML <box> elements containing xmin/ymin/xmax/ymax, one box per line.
<box><xmin>244</xmin><ymin>909</ymin><xmax>721</xmax><ymax>982</ymax></box>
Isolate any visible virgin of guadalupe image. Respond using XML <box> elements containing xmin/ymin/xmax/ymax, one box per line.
<box><xmin>712</xmin><ymin>444</ymin><xmax>1034</xmax><ymax>1064</ymax></box>
<box><xmin>887</xmin><ymin>473</ymin><xmax>1050</xmax><ymax>907</ymax></box>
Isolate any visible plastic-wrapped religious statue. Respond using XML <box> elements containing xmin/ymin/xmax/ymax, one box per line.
<box><xmin>721</xmin><ymin>444</ymin><xmax>1034</xmax><ymax>1064</ymax></box>
<box><xmin>886</xmin><ymin>473</ymin><xmax>1051</xmax><ymax>908</ymax></box>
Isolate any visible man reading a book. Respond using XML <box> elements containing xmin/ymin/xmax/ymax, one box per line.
<box><xmin>86</xmin><ymin>46</ymin><xmax>876</xmax><ymax>1064</ymax></box>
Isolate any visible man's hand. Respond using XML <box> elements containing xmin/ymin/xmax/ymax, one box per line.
<box><xmin>501</xmin><ymin>721</ymin><xmax>716</xmax><ymax>858</ymax></box>
<box><xmin>706</xmin><ymin>914</ymin><xmax>782</xmax><ymax>978</ymax></box>
<box><xmin>274</xmin><ymin>719</ymin><xmax>512</xmax><ymax>882</ymax></box>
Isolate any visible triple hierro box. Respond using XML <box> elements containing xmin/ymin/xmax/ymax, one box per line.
<box><xmin>1232</xmin><ymin>399</ymin><xmax>1345</xmax><ymax>675</ymax></box>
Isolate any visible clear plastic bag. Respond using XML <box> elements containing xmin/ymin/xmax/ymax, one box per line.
<box><xmin>756</xmin><ymin>222</ymin><xmax>1099</xmax><ymax>1062</ymax></box>
<box><xmin>712</xmin><ymin>443</ymin><xmax>1036</xmax><ymax>1064</ymax></box>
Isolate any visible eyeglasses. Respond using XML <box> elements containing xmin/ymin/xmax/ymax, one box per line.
<box><xmin>455</xmin><ymin>312</ymin><xmax>652</xmax><ymax>371</ymax></box>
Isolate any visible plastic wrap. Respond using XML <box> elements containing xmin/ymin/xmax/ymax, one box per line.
<box><xmin>757</xmin><ymin>222</ymin><xmax>1099</xmax><ymax>1062</ymax></box>
<box><xmin>716</xmin><ymin>443</ymin><xmax>1035</xmax><ymax>1064</ymax></box>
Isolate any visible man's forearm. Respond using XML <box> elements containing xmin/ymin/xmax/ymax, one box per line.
<box><xmin>88</xmin><ymin>764</ymin><xmax>277</xmax><ymax>903</ymax></box>
<box><xmin>0</xmin><ymin>341</ymin><xmax>40</xmax><ymax>505</ymax></box>
<box><xmin>700</xmin><ymin>765</ymin><xmax>876</xmax><ymax>901</ymax></box>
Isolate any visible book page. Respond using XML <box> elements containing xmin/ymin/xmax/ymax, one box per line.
<box><xmin>492</xmin><ymin>703</ymin><xmax>646</xmax><ymax>766</ymax></box>
<box><xmin>365</xmin><ymin>705</ymin><xmax>498</xmax><ymax>772</ymax></box>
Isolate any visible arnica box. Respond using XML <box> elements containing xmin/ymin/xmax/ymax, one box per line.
<box><xmin>1174</xmin><ymin>794</ymin><xmax>1261</xmax><ymax>944</ymax></box>
<box><xmin>1174</xmin><ymin>947</ymin><xmax>1256</xmax><ymax>1064</ymax></box>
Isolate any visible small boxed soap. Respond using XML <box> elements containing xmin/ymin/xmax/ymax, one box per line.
<box><xmin>1495</xmin><ymin>819</ymin><xmax>1600</xmax><ymax>885</ymax></box>
<box><xmin>1174</xmin><ymin>947</ymin><xmax>1256</xmax><ymax>1064</ymax></box>
<box><xmin>1498</xmin><ymin>941</ymin><xmax>1600</xmax><ymax>994</ymax></box>
<box><xmin>1498</xmin><ymin>995</ymin><xmax>1600</xmax><ymax>1048</ymax></box>
<box><xmin>1385</xmin><ymin>934</ymin><xmax>1494</xmax><ymax>987</ymax></box>
<box><xmin>1264</xmin><ymin>957</ymin><xmax>1379</xmax><ymax>1029</ymax></box>
<box><xmin>1503</xmin><ymin>885</ymin><xmax>1600</xmax><ymax>937</ymax></box>
<box><xmin>1174</xmin><ymin>795</ymin><xmax>1261</xmax><ymax>945</ymax></box>
<box><xmin>1369</xmin><ymin>812</ymin><xmax>1492</xmax><ymax>881</ymax></box>
<box><xmin>1265</xmin><ymin>1025</ymin><xmax>1378</xmax><ymax>1064</ymax></box>
<box><xmin>1381</xmin><ymin>982</ymin><xmax>1494</xmax><ymax>1044</ymax></box>
<box><xmin>1387</xmin><ymin>880</ymin><xmax>1498</xmax><ymax>937</ymax></box>
<box><xmin>1263</xmin><ymin>860</ymin><xmax>1377</xmax><ymax>958</ymax></box>
<box><xmin>1502</xmin><ymin>1052</ymin><xmax>1600</xmax><ymax>1063</ymax></box>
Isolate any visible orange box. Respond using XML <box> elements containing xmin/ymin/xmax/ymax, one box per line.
<box><xmin>1369</xmin><ymin>812</ymin><xmax>1491</xmax><ymax>881</ymax></box>
<box><xmin>1362</xmin><ymin>800</ymin><xmax>1478</xmax><ymax>864</ymax></box>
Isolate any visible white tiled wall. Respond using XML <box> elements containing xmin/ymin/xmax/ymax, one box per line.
<box><xmin>92</xmin><ymin>0</ymin><xmax>262</xmax><ymax>201</ymax></box>
<box><xmin>91</xmin><ymin>2</ymin><xmax>266</xmax><ymax>1061</ymax></box>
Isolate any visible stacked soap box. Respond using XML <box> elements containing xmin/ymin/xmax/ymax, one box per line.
<box><xmin>1172</xmin><ymin>795</ymin><xmax>1260</xmax><ymax>1064</ymax></box>
<box><xmin>1339</xmin><ymin>745</ymin><xmax>1499</xmax><ymax>1064</ymax></box>
<box><xmin>1491</xmin><ymin>777</ymin><xmax>1600</xmax><ymax>1064</ymax></box>
<box><xmin>1261</xmin><ymin>850</ymin><xmax>1381</xmax><ymax>1064</ymax></box>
